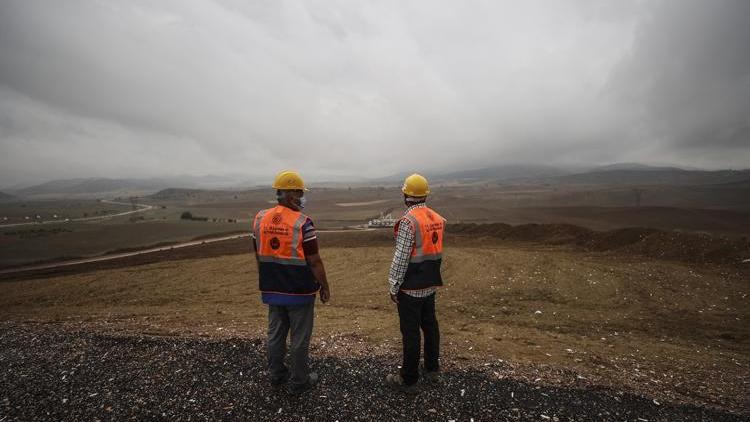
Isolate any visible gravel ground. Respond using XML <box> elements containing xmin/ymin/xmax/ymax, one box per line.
<box><xmin>1</xmin><ymin>322</ymin><xmax>747</xmax><ymax>422</ymax></box>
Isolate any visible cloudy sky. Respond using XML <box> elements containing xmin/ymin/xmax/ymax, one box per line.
<box><xmin>1</xmin><ymin>0</ymin><xmax>748</xmax><ymax>186</ymax></box>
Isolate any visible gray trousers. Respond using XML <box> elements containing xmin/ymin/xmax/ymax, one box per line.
<box><xmin>267</xmin><ymin>302</ymin><xmax>315</xmax><ymax>387</ymax></box>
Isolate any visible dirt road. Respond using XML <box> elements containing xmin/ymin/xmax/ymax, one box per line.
<box><xmin>0</xmin><ymin>228</ymin><xmax>375</xmax><ymax>276</ymax></box>
<box><xmin>0</xmin><ymin>199</ymin><xmax>154</xmax><ymax>228</ymax></box>
<box><xmin>0</xmin><ymin>233</ymin><xmax>250</xmax><ymax>275</ymax></box>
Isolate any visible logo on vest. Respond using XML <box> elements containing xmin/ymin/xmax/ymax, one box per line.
<box><xmin>272</xmin><ymin>214</ymin><xmax>283</xmax><ymax>225</ymax></box>
<box><xmin>270</xmin><ymin>237</ymin><xmax>281</xmax><ymax>250</ymax></box>
<box><xmin>432</xmin><ymin>231</ymin><xmax>439</xmax><ymax>244</ymax></box>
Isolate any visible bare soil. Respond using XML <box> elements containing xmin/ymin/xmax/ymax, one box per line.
<box><xmin>1</xmin><ymin>227</ymin><xmax>748</xmax><ymax>417</ymax></box>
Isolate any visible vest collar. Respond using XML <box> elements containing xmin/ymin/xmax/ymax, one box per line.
<box><xmin>406</xmin><ymin>202</ymin><xmax>427</xmax><ymax>213</ymax></box>
<box><xmin>275</xmin><ymin>203</ymin><xmax>300</xmax><ymax>213</ymax></box>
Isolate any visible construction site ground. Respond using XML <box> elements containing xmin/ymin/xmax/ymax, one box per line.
<box><xmin>1</xmin><ymin>226</ymin><xmax>748</xmax><ymax>420</ymax></box>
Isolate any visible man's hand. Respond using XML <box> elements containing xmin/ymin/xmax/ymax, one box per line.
<box><xmin>320</xmin><ymin>286</ymin><xmax>330</xmax><ymax>303</ymax></box>
<box><xmin>306</xmin><ymin>253</ymin><xmax>329</xmax><ymax>304</ymax></box>
<box><xmin>390</xmin><ymin>292</ymin><xmax>399</xmax><ymax>304</ymax></box>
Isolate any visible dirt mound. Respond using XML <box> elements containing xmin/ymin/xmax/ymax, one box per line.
<box><xmin>507</xmin><ymin>223</ymin><xmax>592</xmax><ymax>244</ymax></box>
<box><xmin>447</xmin><ymin>223</ymin><xmax>750</xmax><ymax>265</ymax></box>
<box><xmin>585</xmin><ymin>227</ymin><xmax>661</xmax><ymax>250</ymax></box>
<box><xmin>448</xmin><ymin>223</ymin><xmax>594</xmax><ymax>243</ymax></box>
<box><xmin>619</xmin><ymin>231</ymin><xmax>749</xmax><ymax>264</ymax></box>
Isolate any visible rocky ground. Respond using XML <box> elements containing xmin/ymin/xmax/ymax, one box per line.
<box><xmin>1</xmin><ymin>322</ymin><xmax>747</xmax><ymax>422</ymax></box>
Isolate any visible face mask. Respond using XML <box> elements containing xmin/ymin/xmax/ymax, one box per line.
<box><xmin>277</xmin><ymin>192</ymin><xmax>305</xmax><ymax>209</ymax></box>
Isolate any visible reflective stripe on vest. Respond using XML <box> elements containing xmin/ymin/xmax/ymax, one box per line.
<box><xmin>253</xmin><ymin>209</ymin><xmax>269</xmax><ymax>241</ymax></box>
<box><xmin>398</xmin><ymin>206</ymin><xmax>445</xmax><ymax>290</ymax></box>
<box><xmin>254</xmin><ymin>205</ymin><xmax>318</xmax><ymax>295</ymax></box>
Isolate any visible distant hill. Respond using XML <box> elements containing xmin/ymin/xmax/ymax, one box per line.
<box><xmin>371</xmin><ymin>163</ymin><xmax>750</xmax><ymax>188</ymax></box>
<box><xmin>551</xmin><ymin>168</ymin><xmax>750</xmax><ymax>186</ymax></box>
<box><xmin>148</xmin><ymin>188</ymin><xmax>227</xmax><ymax>200</ymax></box>
<box><xmin>13</xmin><ymin>178</ymin><xmax>179</xmax><ymax>198</ymax></box>
<box><xmin>11</xmin><ymin>175</ymin><xmax>253</xmax><ymax>199</ymax></box>
<box><xmin>372</xmin><ymin>164</ymin><xmax>581</xmax><ymax>184</ymax></box>
<box><xmin>12</xmin><ymin>165</ymin><xmax>750</xmax><ymax>198</ymax></box>
<box><xmin>704</xmin><ymin>178</ymin><xmax>750</xmax><ymax>188</ymax></box>
<box><xmin>433</xmin><ymin>164</ymin><xmax>574</xmax><ymax>182</ymax></box>
<box><xmin>148</xmin><ymin>187</ymin><xmax>272</xmax><ymax>202</ymax></box>
<box><xmin>591</xmin><ymin>163</ymin><xmax>684</xmax><ymax>172</ymax></box>
<box><xmin>0</xmin><ymin>191</ymin><xmax>16</xmax><ymax>202</ymax></box>
<box><xmin>430</xmin><ymin>163</ymin><xmax>690</xmax><ymax>183</ymax></box>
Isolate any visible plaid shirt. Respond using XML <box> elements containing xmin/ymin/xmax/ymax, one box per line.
<box><xmin>388</xmin><ymin>203</ymin><xmax>438</xmax><ymax>298</ymax></box>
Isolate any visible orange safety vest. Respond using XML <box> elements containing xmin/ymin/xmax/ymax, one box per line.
<box><xmin>253</xmin><ymin>205</ymin><xmax>319</xmax><ymax>296</ymax></box>
<box><xmin>394</xmin><ymin>206</ymin><xmax>445</xmax><ymax>290</ymax></box>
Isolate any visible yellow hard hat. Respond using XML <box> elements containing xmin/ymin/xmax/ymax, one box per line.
<box><xmin>272</xmin><ymin>170</ymin><xmax>306</xmax><ymax>190</ymax></box>
<box><xmin>402</xmin><ymin>173</ymin><xmax>430</xmax><ymax>197</ymax></box>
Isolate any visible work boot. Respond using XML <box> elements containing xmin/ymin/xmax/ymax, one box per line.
<box><xmin>422</xmin><ymin>370</ymin><xmax>441</xmax><ymax>384</ymax></box>
<box><xmin>420</xmin><ymin>366</ymin><xmax>441</xmax><ymax>384</ymax></box>
<box><xmin>270</xmin><ymin>371</ymin><xmax>290</xmax><ymax>390</ymax></box>
<box><xmin>289</xmin><ymin>372</ymin><xmax>319</xmax><ymax>395</ymax></box>
<box><xmin>385</xmin><ymin>373</ymin><xmax>419</xmax><ymax>394</ymax></box>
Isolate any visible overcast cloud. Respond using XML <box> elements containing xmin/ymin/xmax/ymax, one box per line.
<box><xmin>0</xmin><ymin>0</ymin><xmax>748</xmax><ymax>186</ymax></box>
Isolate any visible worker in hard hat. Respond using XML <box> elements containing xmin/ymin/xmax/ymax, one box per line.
<box><xmin>385</xmin><ymin>173</ymin><xmax>446</xmax><ymax>392</ymax></box>
<box><xmin>252</xmin><ymin>170</ymin><xmax>331</xmax><ymax>394</ymax></box>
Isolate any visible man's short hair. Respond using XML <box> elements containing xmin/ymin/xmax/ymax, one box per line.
<box><xmin>405</xmin><ymin>195</ymin><xmax>426</xmax><ymax>204</ymax></box>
